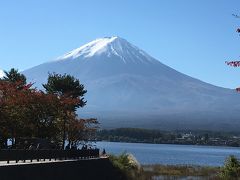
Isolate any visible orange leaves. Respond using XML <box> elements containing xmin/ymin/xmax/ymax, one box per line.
<box><xmin>0</xmin><ymin>73</ymin><xmax>98</xmax><ymax>148</ymax></box>
<box><xmin>0</xmin><ymin>80</ymin><xmax>65</xmax><ymax>139</ymax></box>
<box><xmin>0</xmin><ymin>81</ymin><xmax>30</xmax><ymax>107</ymax></box>
<box><xmin>67</xmin><ymin>117</ymin><xmax>99</xmax><ymax>146</ymax></box>
<box><xmin>59</xmin><ymin>95</ymin><xmax>81</xmax><ymax>111</ymax></box>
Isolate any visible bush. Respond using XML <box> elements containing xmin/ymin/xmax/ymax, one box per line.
<box><xmin>220</xmin><ymin>155</ymin><xmax>240</xmax><ymax>179</ymax></box>
<box><xmin>109</xmin><ymin>153</ymin><xmax>143</xmax><ymax>180</ymax></box>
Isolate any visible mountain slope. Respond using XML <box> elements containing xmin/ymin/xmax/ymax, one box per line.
<box><xmin>0</xmin><ymin>69</ymin><xmax>4</xmax><ymax>78</ymax></box>
<box><xmin>23</xmin><ymin>36</ymin><xmax>240</xmax><ymax>131</ymax></box>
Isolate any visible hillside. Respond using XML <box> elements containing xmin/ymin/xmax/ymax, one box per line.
<box><xmin>23</xmin><ymin>36</ymin><xmax>240</xmax><ymax>131</ymax></box>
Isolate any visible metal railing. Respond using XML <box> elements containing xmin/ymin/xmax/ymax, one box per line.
<box><xmin>0</xmin><ymin>149</ymin><xmax>99</xmax><ymax>164</ymax></box>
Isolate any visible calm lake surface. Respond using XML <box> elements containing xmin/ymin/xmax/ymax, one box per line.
<box><xmin>96</xmin><ymin>141</ymin><xmax>240</xmax><ymax>166</ymax></box>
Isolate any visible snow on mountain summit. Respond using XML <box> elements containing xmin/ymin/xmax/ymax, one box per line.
<box><xmin>23</xmin><ymin>36</ymin><xmax>240</xmax><ymax>130</ymax></box>
<box><xmin>0</xmin><ymin>69</ymin><xmax>4</xmax><ymax>78</ymax></box>
<box><xmin>57</xmin><ymin>36</ymin><xmax>155</xmax><ymax>64</ymax></box>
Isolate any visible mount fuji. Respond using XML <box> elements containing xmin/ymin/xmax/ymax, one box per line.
<box><xmin>0</xmin><ymin>69</ymin><xmax>4</xmax><ymax>78</ymax></box>
<box><xmin>23</xmin><ymin>36</ymin><xmax>240</xmax><ymax>131</ymax></box>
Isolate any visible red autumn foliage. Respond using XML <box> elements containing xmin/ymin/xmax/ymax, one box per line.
<box><xmin>225</xmin><ymin>17</ymin><xmax>240</xmax><ymax>92</ymax></box>
<box><xmin>226</xmin><ymin>61</ymin><xmax>240</xmax><ymax>91</ymax></box>
<box><xmin>225</xmin><ymin>61</ymin><xmax>240</xmax><ymax>67</ymax></box>
<box><xmin>0</xmin><ymin>79</ymin><xmax>98</xmax><ymax>149</ymax></box>
<box><xmin>67</xmin><ymin>117</ymin><xmax>99</xmax><ymax>148</ymax></box>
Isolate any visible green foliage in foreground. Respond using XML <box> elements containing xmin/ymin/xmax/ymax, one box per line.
<box><xmin>109</xmin><ymin>154</ymin><xmax>220</xmax><ymax>180</ymax></box>
<box><xmin>109</xmin><ymin>154</ymin><xmax>240</xmax><ymax>179</ymax></box>
<box><xmin>220</xmin><ymin>155</ymin><xmax>240</xmax><ymax>179</ymax></box>
<box><xmin>109</xmin><ymin>153</ymin><xmax>144</xmax><ymax>180</ymax></box>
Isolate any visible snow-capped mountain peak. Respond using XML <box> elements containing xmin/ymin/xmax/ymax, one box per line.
<box><xmin>0</xmin><ymin>69</ymin><xmax>4</xmax><ymax>78</ymax></box>
<box><xmin>56</xmin><ymin>36</ymin><xmax>155</xmax><ymax>64</ymax></box>
<box><xmin>23</xmin><ymin>36</ymin><xmax>240</xmax><ymax>131</ymax></box>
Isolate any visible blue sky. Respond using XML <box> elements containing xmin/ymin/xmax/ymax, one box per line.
<box><xmin>0</xmin><ymin>0</ymin><xmax>240</xmax><ymax>88</ymax></box>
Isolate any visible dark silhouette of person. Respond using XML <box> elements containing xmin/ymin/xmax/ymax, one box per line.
<box><xmin>102</xmin><ymin>149</ymin><xmax>106</xmax><ymax>155</ymax></box>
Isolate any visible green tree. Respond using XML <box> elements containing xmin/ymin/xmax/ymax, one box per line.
<box><xmin>43</xmin><ymin>73</ymin><xmax>87</xmax><ymax>149</ymax></box>
<box><xmin>2</xmin><ymin>68</ymin><xmax>27</xmax><ymax>89</ymax></box>
<box><xmin>43</xmin><ymin>73</ymin><xmax>87</xmax><ymax>110</ymax></box>
<box><xmin>0</xmin><ymin>69</ymin><xmax>96</xmax><ymax>149</ymax></box>
<box><xmin>220</xmin><ymin>155</ymin><xmax>240</xmax><ymax>179</ymax></box>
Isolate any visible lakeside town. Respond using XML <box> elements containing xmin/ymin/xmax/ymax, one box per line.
<box><xmin>97</xmin><ymin>128</ymin><xmax>240</xmax><ymax>147</ymax></box>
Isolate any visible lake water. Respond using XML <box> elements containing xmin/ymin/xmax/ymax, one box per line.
<box><xmin>96</xmin><ymin>141</ymin><xmax>240</xmax><ymax>166</ymax></box>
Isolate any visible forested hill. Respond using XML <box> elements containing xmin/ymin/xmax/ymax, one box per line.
<box><xmin>96</xmin><ymin>128</ymin><xmax>240</xmax><ymax>147</ymax></box>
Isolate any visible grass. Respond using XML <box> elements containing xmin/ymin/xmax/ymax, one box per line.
<box><xmin>142</xmin><ymin>164</ymin><xmax>220</xmax><ymax>179</ymax></box>
<box><xmin>109</xmin><ymin>153</ymin><xmax>221</xmax><ymax>179</ymax></box>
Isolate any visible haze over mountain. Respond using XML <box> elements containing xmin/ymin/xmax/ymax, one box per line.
<box><xmin>23</xmin><ymin>36</ymin><xmax>240</xmax><ymax>131</ymax></box>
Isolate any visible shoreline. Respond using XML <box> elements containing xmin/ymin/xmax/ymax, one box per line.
<box><xmin>98</xmin><ymin>140</ymin><xmax>240</xmax><ymax>148</ymax></box>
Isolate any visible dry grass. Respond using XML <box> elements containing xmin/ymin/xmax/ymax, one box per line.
<box><xmin>141</xmin><ymin>164</ymin><xmax>220</xmax><ymax>179</ymax></box>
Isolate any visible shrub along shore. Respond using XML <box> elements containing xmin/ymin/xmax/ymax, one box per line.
<box><xmin>109</xmin><ymin>153</ymin><xmax>240</xmax><ymax>179</ymax></box>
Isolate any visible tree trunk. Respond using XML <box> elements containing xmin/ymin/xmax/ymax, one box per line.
<box><xmin>62</xmin><ymin>118</ymin><xmax>66</xmax><ymax>150</ymax></box>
